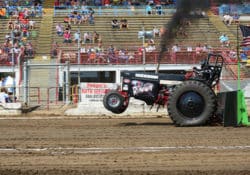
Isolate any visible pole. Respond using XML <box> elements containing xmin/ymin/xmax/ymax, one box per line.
<box><xmin>142</xmin><ymin>24</ymin><xmax>146</xmax><ymax>70</ymax></box>
<box><xmin>65</xmin><ymin>61</ymin><xmax>70</xmax><ymax>104</ymax></box>
<box><xmin>23</xmin><ymin>61</ymin><xmax>28</xmax><ymax>105</ymax></box>
<box><xmin>236</xmin><ymin>24</ymin><xmax>241</xmax><ymax>90</ymax></box>
<box><xmin>77</xmin><ymin>28</ymin><xmax>81</xmax><ymax>102</ymax></box>
<box><xmin>11</xmin><ymin>30</ymin><xmax>16</xmax><ymax>102</ymax></box>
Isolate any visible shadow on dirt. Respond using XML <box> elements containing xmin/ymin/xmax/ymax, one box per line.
<box><xmin>118</xmin><ymin>122</ymin><xmax>173</xmax><ymax>126</ymax></box>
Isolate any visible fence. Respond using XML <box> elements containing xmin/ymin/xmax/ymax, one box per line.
<box><xmin>218</xmin><ymin>3</ymin><xmax>250</xmax><ymax>15</ymax></box>
<box><xmin>54</xmin><ymin>5</ymin><xmax>176</xmax><ymax>16</ymax></box>
<box><xmin>58</xmin><ymin>49</ymin><xmax>240</xmax><ymax>65</ymax></box>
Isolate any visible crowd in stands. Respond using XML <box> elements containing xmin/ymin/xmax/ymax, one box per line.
<box><xmin>111</xmin><ymin>17</ymin><xmax>128</xmax><ymax>29</ymax></box>
<box><xmin>0</xmin><ymin>7</ymin><xmax>37</xmax><ymax>65</ymax></box>
<box><xmin>0</xmin><ymin>0</ymin><xmax>43</xmax><ymax>18</ymax></box>
<box><xmin>0</xmin><ymin>0</ymin><xmax>43</xmax><ymax>65</ymax></box>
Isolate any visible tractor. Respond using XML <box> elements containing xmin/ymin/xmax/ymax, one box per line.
<box><xmin>103</xmin><ymin>53</ymin><xmax>224</xmax><ymax>126</ymax></box>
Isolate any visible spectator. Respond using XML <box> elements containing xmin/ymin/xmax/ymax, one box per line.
<box><xmin>4</xmin><ymin>75</ymin><xmax>15</xmax><ymax>95</ymax></box>
<box><xmin>146</xmin><ymin>3</ymin><xmax>153</xmax><ymax>15</ymax></box>
<box><xmin>240</xmin><ymin>50</ymin><xmax>248</xmax><ymax>61</ymax></box>
<box><xmin>147</xmin><ymin>38</ymin><xmax>155</xmax><ymax>46</ymax></box>
<box><xmin>147</xmin><ymin>0</ymin><xmax>154</xmax><ymax>5</ymax></box>
<box><xmin>118</xmin><ymin>49</ymin><xmax>129</xmax><ymax>63</ymax></box>
<box><xmin>81</xmin><ymin>3</ymin><xmax>89</xmax><ymax>15</ymax></box>
<box><xmin>88</xmin><ymin>13</ymin><xmax>95</xmax><ymax>25</ymax></box>
<box><xmin>5</xmin><ymin>33</ymin><xmax>11</xmax><ymax>42</ymax></box>
<box><xmin>8</xmin><ymin>19</ymin><xmax>14</xmax><ymax>30</ymax></box>
<box><xmin>83</xmin><ymin>32</ymin><xmax>92</xmax><ymax>43</ymax></box>
<box><xmin>68</xmin><ymin>12</ymin><xmax>75</xmax><ymax>24</ymax></box>
<box><xmin>63</xmin><ymin>31</ymin><xmax>72</xmax><ymax>43</ymax></box>
<box><xmin>25</xmin><ymin>42</ymin><xmax>34</xmax><ymax>57</ymax></box>
<box><xmin>81</xmin><ymin>14</ymin><xmax>88</xmax><ymax>24</ymax></box>
<box><xmin>92</xmin><ymin>31</ymin><xmax>102</xmax><ymax>44</ymax></box>
<box><xmin>195</xmin><ymin>43</ymin><xmax>203</xmax><ymax>55</ymax></box>
<box><xmin>51</xmin><ymin>41</ymin><xmax>59</xmax><ymax>58</ymax></box>
<box><xmin>0</xmin><ymin>7</ymin><xmax>6</xmax><ymax>19</ymax></box>
<box><xmin>172</xmin><ymin>44</ymin><xmax>180</xmax><ymax>53</ymax></box>
<box><xmin>56</xmin><ymin>23</ymin><xmax>64</xmax><ymax>36</ymax></box>
<box><xmin>112</xmin><ymin>0</ymin><xmax>120</xmax><ymax>6</ymax></box>
<box><xmin>29</xmin><ymin>19</ymin><xmax>35</xmax><ymax>30</ymax></box>
<box><xmin>176</xmin><ymin>26</ymin><xmax>187</xmax><ymax>38</ymax></box>
<box><xmin>104</xmin><ymin>0</ymin><xmax>111</xmax><ymax>7</ymax></box>
<box><xmin>21</xmin><ymin>28</ymin><xmax>30</xmax><ymax>38</ymax></box>
<box><xmin>94</xmin><ymin>0</ymin><xmax>102</xmax><ymax>6</ymax></box>
<box><xmin>63</xmin><ymin>16</ymin><xmax>70</xmax><ymax>23</ymax></box>
<box><xmin>111</xmin><ymin>18</ymin><xmax>120</xmax><ymax>29</ymax></box>
<box><xmin>88</xmin><ymin>7</ymin><xmax>95</xmax><ymax>15</ymax></box>
<box><xmin>155</xmin><ymin>2</ymin><xmax>163</xmax><ymax>15</ymax></box>
<box><xmin>223</xmin><ymin>13</ymin><xmax>233</xmax><ymax>25</ymax></box>
<box><xmin>107</xmin><ymin>44</ymin><xmax>116</xmax><ymax>63</ymax></box>
<box><xmin>0</xmin><ymin>87</ymin><xmax>10</xmax><ymax>103</ymax></box>
<box><xmin>64</xmin><ymin>23</ymin><xmax>71</xmax><ymax>32</ymax></box>
<box><xmin>152</xmin><ymin>25</ymin><xmax>160</xmax><ymax>37</ymax></box>
<box><xmin>232</xmin><ymin>13</ymin><xmax>240</xmax><ymax>24</ymax></box>
<box><xmin>0</xmin><ymin>77</ymin><xmax>5</xmax><ymax>87</ymax></box>
<box><xmin>146</xmin><ymin>38</ymin><xmax>156</xmax><ymax>52</ymax></box>
<box><xmin>29</xmin><ymin>5</ymin><xmax>36</xmax><ymax>18</ymax></box>
<box><xmin>219</xmin><ymin>33</ymin><xmax>230</xmax><ymax>47</ymax></box>
<box><xmin>202</xmin><ymin>43</ymin><xmax>211</xmax><ymax>53</ymax></box>
<box><xmin>120</xmin><ymin>18</ymin><xmax>128</xmax><ymax>29</ymax></box>
<box><xmin>187</xmin><ymin>45</ymin><xmax>193</xmax><ymax>52</ymax></box>
<box><xmin>73</xmin><ymin>31</ymin><xmax>81</xmax><ymax>43</ymax></box>
<box><xmin>75</xmin><ymin>13</ymin><xmax>82</xmax><ymax>25</ymax></box>
<box><xmin>229</xmin><ymin>49</ymin><xmax>237</xmax><ymax>61</ymax></box>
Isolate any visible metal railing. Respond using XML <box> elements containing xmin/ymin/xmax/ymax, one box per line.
<box><xmin>58</xmin><ymin>49</ymin><xmax>240</xmax><ymax>65</ymax></box>
<box><xmin>54</xmin><ymin>5</ymin><xmax>176</xmax><ymax>16</ymax></box>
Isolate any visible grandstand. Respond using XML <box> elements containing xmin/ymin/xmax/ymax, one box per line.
<box><xmin>0</xmin><ymin>0</ymin><xmax>249</xmax><ymax>108</ymax></box>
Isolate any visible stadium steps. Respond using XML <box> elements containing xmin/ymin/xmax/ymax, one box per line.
<box><xmin>52</xmin><ymin>15</ymin><xmax>223</xmax><ymax>51</ymax></box>
<box><xmin>52</xmin><ymin>15</ymin><xmax>171</xmax><ymax>49</ymax></box>
<box><xmin>43</xmin><ymin>0</ymin><xmax>54</xmax><ymax>8</ymax></box>
<box><xmin>35</xmin><ymin>8</ymin><xmax>54</xmax><ymax>59</ymax></box>
<box><xmin>208</xmin><ymin>12</ymin><xmax>237</xmax><ymax>47</ymax></box>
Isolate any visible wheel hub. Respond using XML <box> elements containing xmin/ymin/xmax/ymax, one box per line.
<box><xmin>108</xmin><ymin>95</ymin><xmax>120</xmax><ymax>108</ymax></box>
<box><xmin>177</xmin><ymin>91</ymin><xmax>205</xmax><ymax>118</ymax></box>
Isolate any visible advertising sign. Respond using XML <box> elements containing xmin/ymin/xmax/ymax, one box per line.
<box><xmin>80</xmin><ymin>83</ymin><xmax>118</xmax><ymax>103</ymax></box>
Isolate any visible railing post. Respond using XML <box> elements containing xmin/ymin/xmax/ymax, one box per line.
<box><xmin>65</xmin><ymin>61</ymin><xmax>70</xmax><ymax>104</ymax></box>
<box><xmin>23</xmin><ymin>61</ymin><xmax>28</xmax><ymax>105</ymax></box>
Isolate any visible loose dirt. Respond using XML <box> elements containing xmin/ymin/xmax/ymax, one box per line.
<box><xmin>0</xmin><ymin>116</ymin><xmax>249</xmax><ymax>175</ymax></box>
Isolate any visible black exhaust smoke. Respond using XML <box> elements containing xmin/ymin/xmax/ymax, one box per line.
<box><xmin>156</xmin><ymin>0</ymin><xmax>244</xmax><ymax>72</ymax></box>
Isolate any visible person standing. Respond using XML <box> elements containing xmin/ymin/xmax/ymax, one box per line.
<box><xmin>0</xmin><ymin>87</ymin><xmax>10</xmax><ymax>103</ymax></box>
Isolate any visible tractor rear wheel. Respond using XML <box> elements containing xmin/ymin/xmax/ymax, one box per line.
<box><xmin>167</xmin><ymin>80</ymin><xmax>216</xmax><ymax>126</ymax></box>
<box><xmin>103</xmin><ymin>90</ymin><xmax>128</xmax><ymax>114</ymax></box>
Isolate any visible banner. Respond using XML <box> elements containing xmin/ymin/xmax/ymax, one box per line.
<box><xmin>80</xmin><ymin>83</ymin><xmax>118</xmax><ymax>103</ymax></box>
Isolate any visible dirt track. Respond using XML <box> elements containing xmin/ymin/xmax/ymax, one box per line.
<box><xmin>0</xmin><ymin>115</ymin><xmax>249</xmax><ymax>175</ymax></box>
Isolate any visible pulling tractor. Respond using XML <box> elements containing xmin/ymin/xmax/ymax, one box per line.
<box><xmin>103</xmin><ymin>53</ymin><xmax>224</xmax><ymax>126</ymax></box>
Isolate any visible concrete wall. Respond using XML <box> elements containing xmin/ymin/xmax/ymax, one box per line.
<box><xmin>65</xmin><ymin>98</ymin><xmax>168</xmax><ymax>117</ymax></box>
<box><xmin>0</xmin><ymin>103</ymin><xmax>22</xmax><ymax>116</ymax></box>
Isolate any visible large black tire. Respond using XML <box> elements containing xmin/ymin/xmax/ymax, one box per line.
<box><xmin>167</xmin><ymin>80</ymin><xmax>216</xmax><ymax>126</ymax></box>
<box><xmin>103</xmin><ymin>90</ymin><xmax>128</xmax><ymax>114</ymax></box>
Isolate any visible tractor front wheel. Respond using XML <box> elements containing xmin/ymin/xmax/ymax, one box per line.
<box><xmin>103</xmin><ymin>90</ymin><xmax>128</xmax><ymax>114</ymax></box>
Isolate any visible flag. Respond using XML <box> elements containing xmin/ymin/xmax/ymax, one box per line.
<box><xmin>239</xmin><ymin>25</ymin><xmax>250</xmax><ymax>47</ymax></box>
